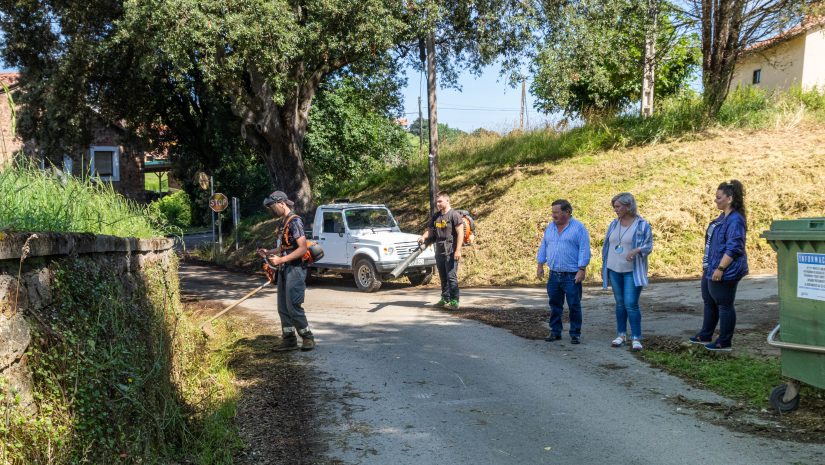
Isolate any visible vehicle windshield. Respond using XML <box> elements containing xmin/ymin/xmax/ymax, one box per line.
<box><xmin>344</xmin><ymin>208</ymin><xmax>397</xmax><ymax>230</ymax></box>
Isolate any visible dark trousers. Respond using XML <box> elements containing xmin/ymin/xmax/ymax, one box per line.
<box><xmin>546</xmin><ymin>271</ymin><xmax>583</xmax><ymax>338</ymax></box>
<box><xmin>435</xmin><ymin>253</ymin><xmax>460</xmax><ymax>301</ymax></box>
<box><xmin>698</xmin><ymin>278</ymin><xmax>739</xmax><ymax>347</ymax></box>
<box><xmin>277</xmin><ymin>264</ymin><xmax>311</xmax><ymax>337</ymax></box>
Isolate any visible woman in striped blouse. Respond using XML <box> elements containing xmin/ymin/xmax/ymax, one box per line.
<box><xmin>601</xmin><ymin>193</ymin><xmax>654</xmax><ymax>351</ymax></box>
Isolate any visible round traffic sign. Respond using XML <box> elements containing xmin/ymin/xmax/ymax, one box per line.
<box><xmin>209</xmin><ymin>193</ymin><xmax>229</xmax><ymax>213</ymax></box>
<box><xmin>196</xmin><ymin>171</ymin><xmax>210</xmax><ymax>190</ymax></box>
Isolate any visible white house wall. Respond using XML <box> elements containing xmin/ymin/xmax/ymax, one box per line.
<box><xmin>731</xmin><ymin>34</ymin><xmax>806</xmax><ymax>92</ymax></box>
<box><xmin>802</xmin><ymin>26</ymin><xmax>825</xmax><ymax>90</ymax></box>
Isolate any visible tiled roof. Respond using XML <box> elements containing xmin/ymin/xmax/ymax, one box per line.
<box><xmin>0</xmin><ymin>72</ymin><xmax>20</xmax><ymax>89</ymax></box>
<box><xmin>744</xmin><ymin>16</ymin><xmax>825</xmax><ymax>54</ymax></box>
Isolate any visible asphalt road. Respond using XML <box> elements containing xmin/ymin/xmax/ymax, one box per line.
<box><xmin>179</xmin><ymin>263</ymin><xmax>825</xmax><ymax>465</ymax></box>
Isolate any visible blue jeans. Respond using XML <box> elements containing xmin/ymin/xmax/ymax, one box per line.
<box><xmin>546</xmin><ymin>271</ymin><xmax>583</xmax><ymax>338</ymax></box>
<box><xmin>608</xmin><ymin>270</ymin><xmax>643</xmax><ymax>340</ymax></box>
<box><xmin>698</xmin><ymin>278</ymin><xmax>739</xmax><ymax>347</ymax></box>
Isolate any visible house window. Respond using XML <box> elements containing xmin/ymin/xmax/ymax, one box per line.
<box><xmin>89</xmin><ymin>145</ymin><xmax>120</xmax><ymax>181</ymax></box>
<box><xmin>752</xmin><ymin>69</ymin><xmax>761</xmax><ymax>85</ymax></box>
<box><xmin>63</xmin><ymin>155</ymin><xmax>73</xmax><ymax>176</ymax></box>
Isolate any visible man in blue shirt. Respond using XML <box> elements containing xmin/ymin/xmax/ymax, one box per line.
<box><xmin>536</xmin><ymin>199</ymin><xmax>591</xmax><ymax>344</ymax></box>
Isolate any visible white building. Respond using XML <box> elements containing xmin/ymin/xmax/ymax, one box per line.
<box><xmin>730</xmin><ymin>18</ymin><xmax>825</xmax><ymax>92</ymax></box>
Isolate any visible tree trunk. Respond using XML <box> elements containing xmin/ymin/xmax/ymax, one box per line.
<box><xmin>259</xmin><ymin>119</ymin><xmax>313</xmax><ymax>214</ymax></box>
<box><xmin>233</xmin><ymin>67</ymin><xmax>323</xmax><ymax>214</ymax></box>
<box><xmin>700</xmin><ymin>0</ymin><xmax>745</xmax><ymax>118</ymax></box>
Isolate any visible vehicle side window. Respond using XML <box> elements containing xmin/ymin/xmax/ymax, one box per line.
<box><xmin>323</xmin><ymin>211</ymin><xmax>344</xmax><ymax>233</ymax></box>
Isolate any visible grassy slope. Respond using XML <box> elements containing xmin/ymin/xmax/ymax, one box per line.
<box><xmin>340</xmin><ymin>124</ymin><xmax>825</xmax><ymax>286</ymax></box>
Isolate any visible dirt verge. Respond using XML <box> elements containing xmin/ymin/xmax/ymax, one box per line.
<box><xmin>192</xmin><ymin>301</ymin><xmax>329</xmax><ymax>464</ymax></box>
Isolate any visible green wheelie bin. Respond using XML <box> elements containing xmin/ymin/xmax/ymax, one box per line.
<box><xmin>761</xmin><ymin>218</ymin><xmax>825</xmax><ymax>412</ymax></box>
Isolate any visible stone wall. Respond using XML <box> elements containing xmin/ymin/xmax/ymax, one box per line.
<box><xmin>0</xmin><ymin>232</ymin><xmax>174</xmax><ymax>412</ymax></box>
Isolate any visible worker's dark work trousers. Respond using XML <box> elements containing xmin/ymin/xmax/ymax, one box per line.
<box><xmin>277</xmin><ymin>264</ymin><xmax>309</xmax><ymax>334</ymax></box>
<box><xmin>435</xmin><ymin>253</ymin><xmax>460</xmax><ymax>301</ymax></box>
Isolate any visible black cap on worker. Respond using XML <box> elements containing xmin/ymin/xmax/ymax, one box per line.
<box><xmin>263</xmin><ymin>191</ymin><xmax>294</xmax><ymax>208</ymax></box>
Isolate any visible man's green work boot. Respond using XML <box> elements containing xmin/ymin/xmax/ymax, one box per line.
<box><xmin>435</xmin><ymin>298</ymin><xmax>448</xmax><ymax>307</ymax></box>
<box><xmin>448</xmin><ymin>299</ymin><xmax>459</xmax><ymax>310</ymax></box>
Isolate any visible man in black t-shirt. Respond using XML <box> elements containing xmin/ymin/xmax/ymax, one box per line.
<box><xmin>256</xmin><ymin>190</ymin><xmax>315</xmax><ymax>351</ymax></box>
<box><xmin>418</xmin><ymin>191</ymin><xmax>465</xmax><ymax>310</ymax></box>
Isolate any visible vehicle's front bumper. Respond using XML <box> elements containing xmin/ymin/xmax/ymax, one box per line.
<box><xmin>375</xmin><ymin>256</ymin><xmax>437</xmax><ymax>273</ymax></box>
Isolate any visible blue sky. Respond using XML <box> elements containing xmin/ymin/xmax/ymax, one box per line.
<box><xmin>399</xmin><ymin>63</ymin><xmax>556</xmax><ymax>133</ymax></box>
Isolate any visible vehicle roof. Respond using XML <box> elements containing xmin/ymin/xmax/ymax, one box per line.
<box><xmin>318</xmin><ymin>203</ymin><xmax>388</xmax><ymax>210</ymax></box>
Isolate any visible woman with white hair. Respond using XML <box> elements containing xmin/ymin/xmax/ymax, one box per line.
<box><xmin>601</xmin><ymin>192</ymin><xmax>653</xmax><ymax>351</ymax></box>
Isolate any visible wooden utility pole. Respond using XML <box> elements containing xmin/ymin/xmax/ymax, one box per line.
<box><xmin>418</xmin><ymin>95</ymin><xmax>424</xmax><ymax>161</ymax></box>
<box><xmin>426</xmin><ymin>31</ymin><xmax>439</xmax><ymax>216</ymax></box>
<box><xmin>520</xmin><ymin>80</ymin><xmax>526</xmax><ymax>131</ymax></box>
<box><xmin>640</xmin><ymin>0</ymin><xmax>658</xmax><ymax>118</ymax></box>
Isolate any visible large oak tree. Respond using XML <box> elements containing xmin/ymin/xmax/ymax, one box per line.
<box><xmin>1</xmin><ymin>0</ymin><xmax>540</xmax><ymax>211</ymax></box>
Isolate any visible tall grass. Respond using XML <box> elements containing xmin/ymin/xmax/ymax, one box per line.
<box><xmin>0</xmin><ymin>159</ymin><xmax>167</xmax><ymax>238</ymax></box>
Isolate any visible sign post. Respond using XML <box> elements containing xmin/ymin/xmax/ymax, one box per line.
<box><xmin>232</xmin><ymin>196</ymin><xmax>240</xmax><ymax>251</ymax></box>
<box><xmin>210</xmin><ymin>192</ymin><xmax>229</xmax><ymax>254</ymax></box>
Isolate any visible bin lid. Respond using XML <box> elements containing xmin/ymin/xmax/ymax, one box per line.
<box><xmin>761</xmin><ymin>217</ymin><xmax>825</xmax><ymax>241</ymax></box>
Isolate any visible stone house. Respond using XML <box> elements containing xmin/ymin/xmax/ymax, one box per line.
<box><xmin>0</xmin><ymin>73</ymin><xmax>21</xmax><ymax>167</ymax></box>
<box><xmin>730</xmin><ymin>18</ymin><xmax>825</xmax><ymax>92</ymax></box>
<box><xmin>0</xmin><ymin>72</ymin><xmax>174</xmax><ymax>203</ymax></box>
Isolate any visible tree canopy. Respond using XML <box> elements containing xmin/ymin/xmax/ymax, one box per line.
<box><xmin>531</xmin><ymin>0</ymin><xmax>700</xmax><ymax>119</ymax></box>
<box><xmin>1</xmin><ymin>0</ymin><xmax>547</xmax><ymax>211</ymax></box>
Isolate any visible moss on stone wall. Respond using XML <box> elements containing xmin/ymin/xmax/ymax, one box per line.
<box><xmin>1</xmin><ymin>251</ymin><xmax>239</xmax><ymax>464</ymax></box>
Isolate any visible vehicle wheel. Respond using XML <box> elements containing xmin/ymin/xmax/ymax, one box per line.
<box><xmin>408</xmin><ymin>268</ymin><xmax>434</xmax><ymax>286</ymax></box>
<box><xmin>770</xmin><ymin>384</ymin><xmax>800</xmax><ymax>413</ymax></box>
<box><xmin>353</xmin><ymin>258</ymin><xmax>382</xmax><ymax>292</ymax></box>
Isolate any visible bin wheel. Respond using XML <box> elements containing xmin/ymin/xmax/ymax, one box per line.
<box><xmin>770</xmin><ymin>384</ymin><xmax>800</xmax><ymax>413</ymax></box>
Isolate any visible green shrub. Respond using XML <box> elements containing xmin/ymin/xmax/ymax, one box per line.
<box><xmin>150</xmin><ymin>190</ymin><xmax>192</xmax><ymax>230</ymax></box>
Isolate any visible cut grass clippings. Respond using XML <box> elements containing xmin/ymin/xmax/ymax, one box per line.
<box><xmin>332</xmin><ymin>87</ymin><xmax>825</xmax><ymax>287</ymax></box>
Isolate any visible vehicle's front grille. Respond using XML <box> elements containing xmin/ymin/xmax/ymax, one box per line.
<box><xmin>396</xmin><ymin>243</ymin><xmax>420</xmax><ymax>259</ymax></box>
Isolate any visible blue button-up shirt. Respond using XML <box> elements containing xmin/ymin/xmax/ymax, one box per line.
<box><xmin>536</xmin><ymin>217</ymin><xmax>591</xmax><ymax>272</ymax></box>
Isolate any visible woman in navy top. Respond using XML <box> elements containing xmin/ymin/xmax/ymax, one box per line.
<box><xmin>690</xmin><ymin>180</ymin><xmax>749</xmax><ymax>351</ymax></box>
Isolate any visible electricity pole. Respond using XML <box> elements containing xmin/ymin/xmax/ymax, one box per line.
<box><xmin>641</xmin><ymin>0</ymin><xmax>658</xmax><ymax>117</ymax></box>
<box><xmin>520</xmin><ymin>80</ymin><xmax>526</xmax><ymax>131</ymax></box>
<box><xmin>418</xmin><ymin>95</ymin><xmax>424</xmax><ymax>161</ymax></box>
<box><xmin>425</xmin><ymin>32</ymin><xmax>440</xmax><ymax>216</ymax></box>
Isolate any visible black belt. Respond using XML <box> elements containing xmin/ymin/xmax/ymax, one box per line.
<box><xmin>550</xmin><ymin>271</ymin><xmax>577</xmax><ymax>275</ymax></box>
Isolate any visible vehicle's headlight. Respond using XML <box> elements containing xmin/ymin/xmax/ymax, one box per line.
<box><xmin>383</xmin><ymin>247</ymin><xmax>394</xmax><ymax>255</ymax></box>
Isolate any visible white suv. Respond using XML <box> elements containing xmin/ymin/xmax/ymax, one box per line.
<box><xmin>307</xmin><ymin>203</ymin><xmax>436</xmax><ymax>292</ymax></box>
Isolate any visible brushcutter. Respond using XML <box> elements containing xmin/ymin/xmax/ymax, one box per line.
<box><xmin>200</xmin><ymin>259</ymin><xmax>276</xmax><ymax>338</ymax></box>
